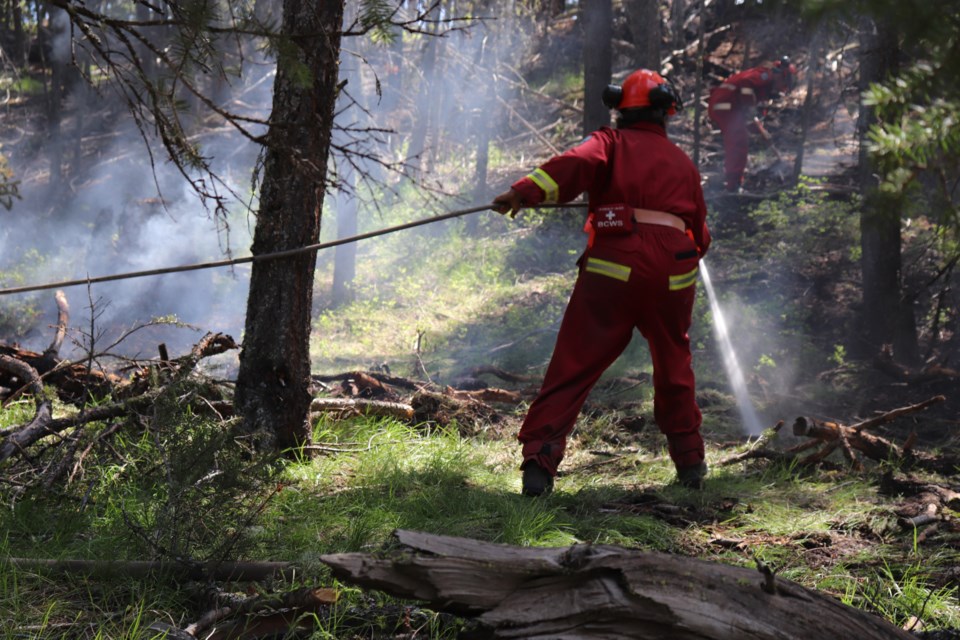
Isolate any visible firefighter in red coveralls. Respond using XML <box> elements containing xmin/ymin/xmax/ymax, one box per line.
<box><xmin>492</xmin><ymin>69</ymin><xmax>712</xmax><ymax>496</ymax></box>
<box><xmin>708</xmin><ymin>56</ymin><xmax>797</xmax><ymax>192</ymax></box>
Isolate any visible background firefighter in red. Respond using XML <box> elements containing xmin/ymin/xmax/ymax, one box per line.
<box><xmin>492</xmin><ymin>69</ymin><xmax>712</xmax><ymax>496</ymax></box>
<box><xmin>708</xmin><ymin>57</ymin><xmax>797</xmax><ymax>192</ymax></box>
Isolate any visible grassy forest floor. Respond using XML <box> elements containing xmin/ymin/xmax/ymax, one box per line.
<box><xmin>2</xmin><ymin>8</ymin><xmax>960</xmax><ymax>640</ymax></box>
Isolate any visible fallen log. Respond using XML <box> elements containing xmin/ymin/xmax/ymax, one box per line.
<box><xmin>321</xmin><ymin>529</ymin><xmax>914</xmax><ymax>640</ymax></box>
<box><xmin>309</xmin><ymin>397</ymin><xmax>415</xmax><ymax>421</ymax></box>
<box><xmin>792</xmin><ymin>396</ymin><xmax>958</xmax><ymax>474</ymax></box>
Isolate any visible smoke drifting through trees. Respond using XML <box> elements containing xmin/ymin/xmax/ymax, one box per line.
<box><xmin>0</xmin><ymin>3</ymin><xmax>543</xmax><ymax>364</ymax></box>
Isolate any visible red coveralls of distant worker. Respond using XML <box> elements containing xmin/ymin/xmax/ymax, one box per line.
<box><xmin>708</xmin><ymin>58</ymin><xmax>796</xmax><ymax>191</ymax></box>
<box><xmin>493</xmin><ymin>69</ymin><xmax>711</xmax><ymax>495</ymax></box>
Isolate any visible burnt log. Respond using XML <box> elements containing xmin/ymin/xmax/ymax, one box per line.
<box><xmin>792</xmin><ymin>396</ymin><xmax>958</xmax><ymax>474</ymax></box>
<box><xmin>321</xmin><ymin>529</ymin><xmax>914</xmax><ymax>640</ymax></box>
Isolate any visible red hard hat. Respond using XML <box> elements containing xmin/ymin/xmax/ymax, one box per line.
<box><xmin>618</xmin><ymin>69</ymin><xmax>681</xmax><ymax>115</ymax></box>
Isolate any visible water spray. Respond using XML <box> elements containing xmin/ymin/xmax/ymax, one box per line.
<box><xmin>699</xmin><ymin>259</ymin><xmax>764</xmax><ymax>436</ymax></box>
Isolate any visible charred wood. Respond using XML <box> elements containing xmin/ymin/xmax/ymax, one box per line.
<box><xmin>791</xmin><ymin>396</ymin><xmax>956</xmax><ymax>474</ymax></box>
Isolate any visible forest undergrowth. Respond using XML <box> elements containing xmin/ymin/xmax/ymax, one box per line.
<box><xmin>2</xmin><ymin>174</ymin><xmax>960</xmax><ymax>638</ymax></box>
<box><xmin>2</xmin><ymin>6</ymin><xmax>960</xmax><ymax>638</ymax></box>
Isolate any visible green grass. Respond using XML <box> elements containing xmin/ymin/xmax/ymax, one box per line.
<box><xmin>3</xmin><ymin>400</ymin><xmax>960</xmax><ymax>636</ymax></box>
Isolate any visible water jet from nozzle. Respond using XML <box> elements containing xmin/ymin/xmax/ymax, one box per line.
<box><xmin>699</xmin><ymin>259</ymin><xmax>764</xmax><ymax>435</ymax></box>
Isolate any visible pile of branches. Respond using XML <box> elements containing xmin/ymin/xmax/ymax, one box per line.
<box><xmin>0</xmin><ymin>330</ymin><xmax>239</xmax><ymax>491</ymax></box>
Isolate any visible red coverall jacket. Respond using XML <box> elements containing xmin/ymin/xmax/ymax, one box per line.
<box><xmin>708</xmin><ymin>65</ymin><xmax>781</xmax><ymax>190</ymax></box>
<box><xmin>510</xmin><ymin>121</ymin><xmax>711</xmax><ymax>476</ymax></box>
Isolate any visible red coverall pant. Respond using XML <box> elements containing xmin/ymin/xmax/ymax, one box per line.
<box><xmin>708</xmin><ymin>104</ymin><xmax>750</xmax><ymax>191</ymax></box>
<box><xmin>518</xmin><ymin>224</ymin><xmax>704</xmax><ymax>476</ymax></box>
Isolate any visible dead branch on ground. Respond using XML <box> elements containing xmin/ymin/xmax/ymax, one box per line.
<box><xmin>321</xmin><ymin>529</ymin><xmax>915</xmax><ymax>640</ymax></box>
<box><xmin>718</xmin><ymin>397</ymin><xmax>958</xmax><ymax>475</ymax></box>
<box><xmin>0</xmin><ymin>332</ymin><xmax>238</xmax><ymax>473</ymax></box>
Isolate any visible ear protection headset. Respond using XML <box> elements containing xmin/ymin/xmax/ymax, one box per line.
<box><xmin>602</xmin><ymin>69</ymin><xmax>683</xmax><ymax>115</ymax></box>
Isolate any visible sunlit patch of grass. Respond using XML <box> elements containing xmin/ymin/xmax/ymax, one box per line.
<box><xmin>821</xmin><ymin>560</ymin><xmax>960</xmax><ymax>631</ymax></box>
<box><xmin>261</xmin><ymin>414</ymin><xmax>689</xmax><ymax>564</ymax></box>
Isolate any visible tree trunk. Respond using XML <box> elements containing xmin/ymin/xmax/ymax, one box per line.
<box><xmin>581</xmin><ymin>0</ymin><xmax>612</xmax><ymax>135</ymax></box>
<box><xmin>669</xmin><ymin>0</ymin><xmax>685</xmax><ymax>49</ymax></box>
<box><xmin>792</xmin><ymin>26</ymin><xmax>823</xmax><ymax>183</ymax></box>
<box><xmin>857</xmin><ymin>18</ymin><xmax>917</xmax><ymax>362</ymax></box>
<box><xmin>234</xmin><ymin>0</ymin><xmax>344</xmax><ymax>453</ymax></box>
<box><xmin>624</xmin><ymin>0</ymin><xmax>661</xmax><ymax>71</ymax></box>
<box><xmin>322</xmin><ymin>530</ymin><xmax>915</xmax><ymax>640</ymax></box>
<box><xmin>408</xmin><ymin>14</ymin><xmax>439</xmax><ymax>177</ymax></box>
<box><xmin>692</xmin><ymin>0</ymin><xmax>706</xmax><ymax>168</ymax></box>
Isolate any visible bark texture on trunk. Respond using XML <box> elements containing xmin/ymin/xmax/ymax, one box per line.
<box><xmin>625</xmin><ymin>0</ymin><xmax>661</xmax><ymax>71</ymax></box>
<box><xmin>321</xmin><ymin>530</ymin><xmax>914</xmax><ymax>640</ymax></box>
<box><xmin>582</xmin><ymin>0</ymin><xmax>613</xmax><ymax>135</ymax></box>
<box><xmin>234</xmin><ymin>0</ymin><xmax>344</xmax><ymax>452</ymax></box>
<box><xmin>857</xmin><ymin>18</ymin><xmax>917</xmax><ymax>362</ymax></box>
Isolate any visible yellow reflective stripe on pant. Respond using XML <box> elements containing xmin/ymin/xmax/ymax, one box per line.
<box><xmin>585</xmin><ymin>257</ymin><xmax>631</xmax><ymax>282</ymax></box>
<box><xmin>669</xmin><ymin>266</ymin><xmax>698</xmax><ymax>291</ymax></box>
<box><xmin>527</xmin><ymin>168</ymin><xmax>560</xmax><ymax>203</ymax></box>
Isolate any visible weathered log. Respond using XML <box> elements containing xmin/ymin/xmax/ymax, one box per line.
<box><xmin>321</xmin><ymin>529</ymin><xmax>914</xmax><ymax>640</ymax></box>
<box><xmin>445</xmin><ymin>385</ymin><xmax>523</xmax><ymax>405</ymax></box>
<box><xmin>309</xmin><ymin>397</ymin><xmax>415</xmax><ymax>421</ymax></box>
<box><xmin>791</xmin><ymin>395</ymin><xmax>957</xmax><ymax>474</ymax></box>
<box><xmin>793</xmin><ymin>416</ymin><xmax>897</xmax><ymax>461</ymax></box>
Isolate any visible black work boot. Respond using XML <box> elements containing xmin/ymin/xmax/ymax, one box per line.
<box><xmin>521</xmin><ymin>461</ymin><xmax>554</xmax><ymax>497</ymax></box>
<box><xmin>675</xmin><ymin>461</ymin><xmax>708</xmax><ymax>490</ymax></box>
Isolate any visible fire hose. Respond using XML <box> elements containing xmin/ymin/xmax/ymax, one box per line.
<box><xmin>0</xmin><ymin>202</ymin><xmax>586</xmax><ymax>297</ymax></box>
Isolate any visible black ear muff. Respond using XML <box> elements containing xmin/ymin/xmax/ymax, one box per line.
<box><xmin>602</xmin><ymin>84</ymin><xmax>623</xmax><ymax>109</ymax></box>
<box><xmin>649</xmin><ymin>80</ymin><xmax>682</xmax><ymax>113</ymax></box>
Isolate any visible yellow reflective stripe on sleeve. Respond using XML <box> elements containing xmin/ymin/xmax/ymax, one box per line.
<box><xmin>669</xmin><ymin>266</ymin><xmax>699</xmax><ymax>291</ymax></box>
<box><xmin>740</xmin><ymin>87</ymin><xmax>755</xmax><ymax>95</ymax></box>
<box><xmin>527</xmin><ymin>168</ymin><xmax>560</xmax><ymax>203</ymax></box>
<box><xmin>585</xmin><ymin>257</ymin><xmax>631</xmax><ymax>282</ymax></box>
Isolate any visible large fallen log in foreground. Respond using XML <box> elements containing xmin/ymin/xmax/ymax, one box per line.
<box><xmin>321</xmin><ymin>529</ymin><xmax>914</xmax><ymax>640</ymax></box>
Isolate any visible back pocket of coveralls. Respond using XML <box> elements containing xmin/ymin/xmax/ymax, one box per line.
<box><xmin>669</xmin><ymin>247</ymin><xmax>699</xmax><ymax>291</ymax></box>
